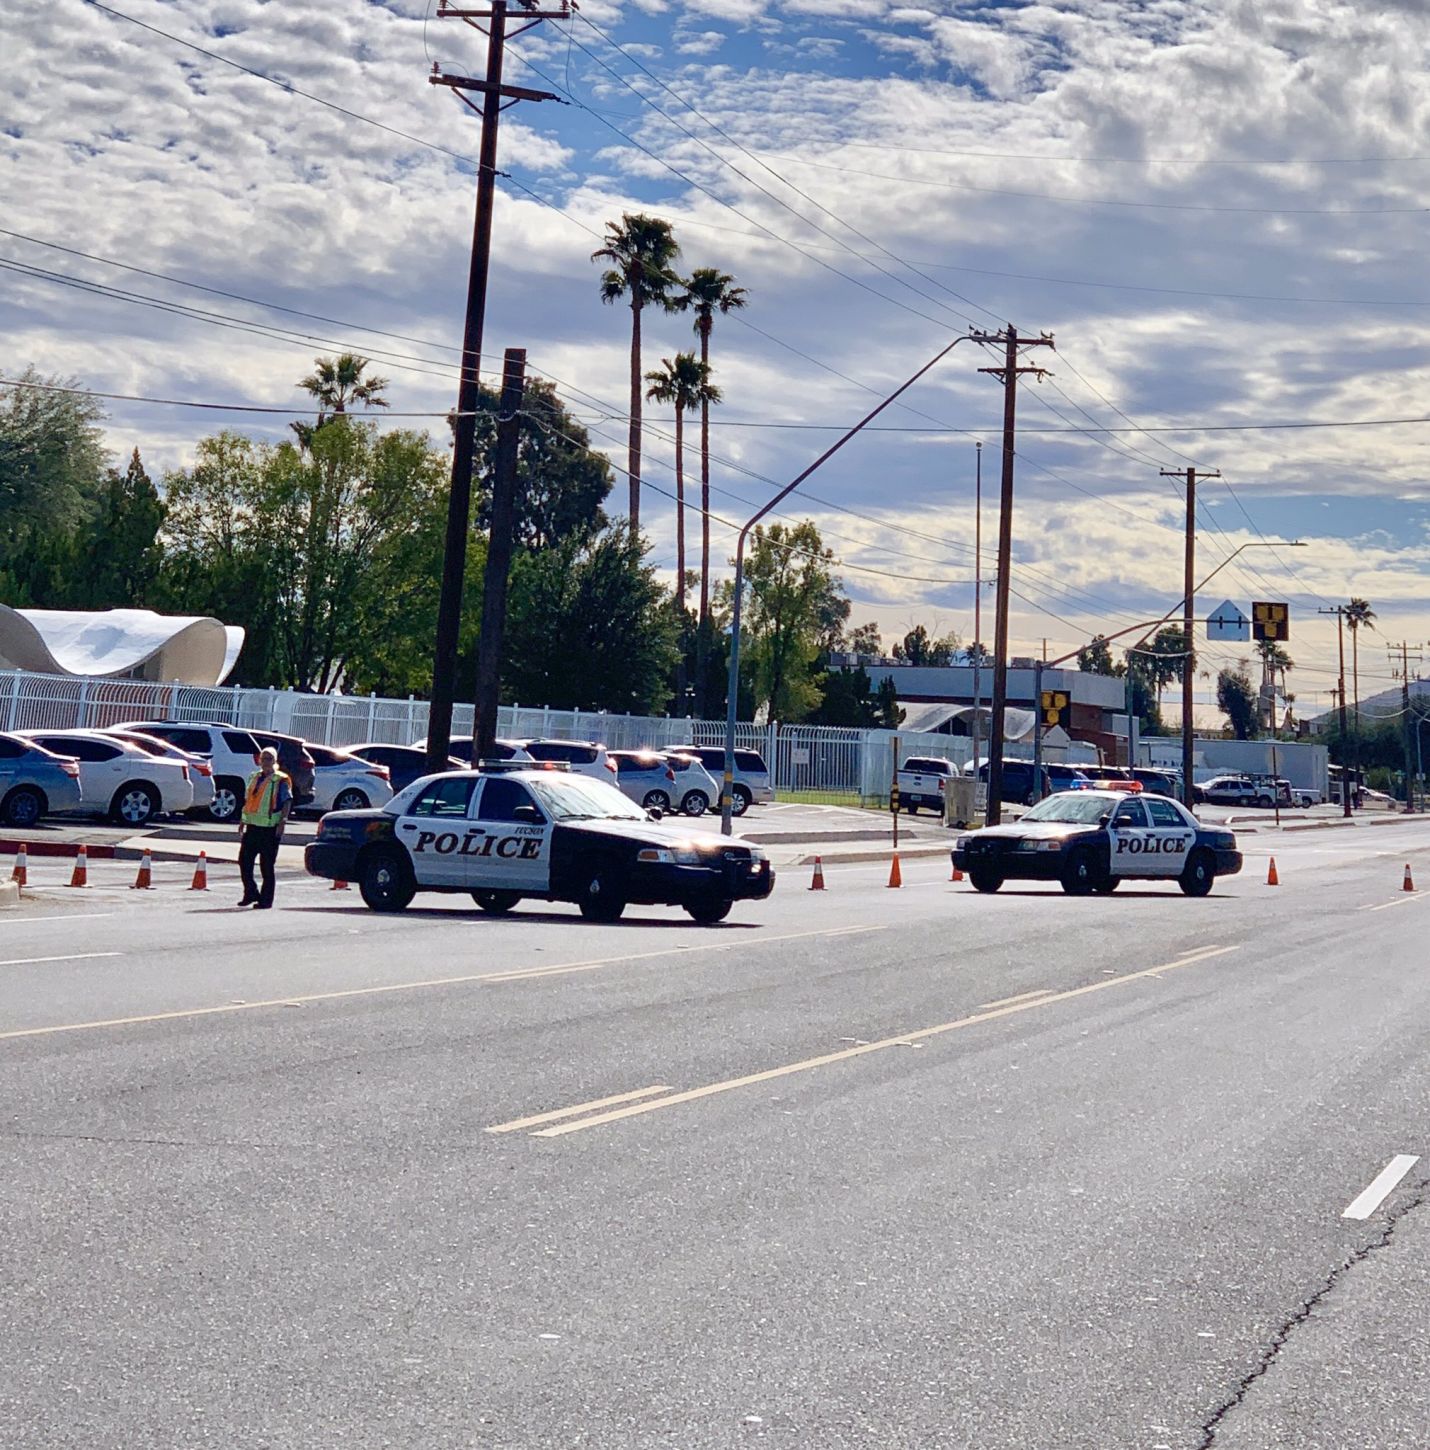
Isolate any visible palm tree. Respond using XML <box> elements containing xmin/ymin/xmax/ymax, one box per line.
<box><xmin>1256</xmin><ymin>639</ymin><xmax>1295</xmax><ymax>731</ymax></box>
<box><xmin>679</xmin><ymin>270</ymin><xmax>746</xmax><ymax>621</ymax></box>
<box><xmin>645</xmin><ymin>353</ymin><xmax>721</xmax><ymax>618</ymax></box>
<box><xmin>592</xmin><ymin>214</ymin><xmax>683</xmax><ymax>539</ymax></box>
<box><xmin>1345</xmin><ymin>598</ymin><xmax>1376</xmax><ymax>726</ymax></box>
<box><xmin>294</xmin><ymin>354</ymin><xmax>389</xmax><ymax>450</ymax></box>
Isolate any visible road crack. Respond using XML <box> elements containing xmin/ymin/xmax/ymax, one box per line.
<box><xmin>1196</xmin><ymin>1176</ymin><xmax>1430</xmax><ymax>1447</ymax></box>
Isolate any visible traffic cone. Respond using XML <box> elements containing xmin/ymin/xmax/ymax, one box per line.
<box><xmin>888</xmin><ymin>853</ymin><xmax>903</xmax><ymax>889</ymax></box>
<box><xmin>1404</xmin><ymin>863</ymin><xmax>1415</xmax><ymax>892</ymax></box>
<box><xmin>808</xmin><ymin>856</ymin><xmax>825</xmax><ymax>891</ymax></box>
<box><xmin>131</xmin><ymin>849</ymin><xmax>154</xmax><ymax>890</ymax></box>
<box><xmin>950</xmin><ymin>859</ymin><xmax>964</xmax><ymax>882</ymax></box>
<box><xmin>330</xmin><ymin>877</ymin><xmax>350</xmax><ymax>892</ymax></box>
<box><xmin>1266</xmin><ymin>856</ymin><xmax>1279</xmax><ymax>887</ymax></box>
<box><xmin>189</xmin><ymin>851</ymin><xmax>208</xmax><ymax>891</ymax></box>
<box><xmin>68</xmin><ymin>845</ymin><xmax>88</xmax><ymax>889</ymax></box>
<box><xmin>10</xmin><ymin>844</ymin><xmax>27</xmax><ymax>888</ymax></box>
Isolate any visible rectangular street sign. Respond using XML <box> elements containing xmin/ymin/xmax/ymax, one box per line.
<box><xmin>1252</xmin><ymin>601</ymin><xmax>1290</xmax><ymax>642</ymax></box>
<box><xmin>1206</xmin><ymin>599</ymin><xmax>1249</xmax><ymax>642</ymax></box>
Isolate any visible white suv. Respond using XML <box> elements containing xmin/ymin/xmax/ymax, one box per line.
<box><xmin>113</xmin><ymin>720</ymin><xmax>265</xmax><ymax>822</ymax></box>
<box><xmin>520</xmin><ymin>739</ymin><xmax>619</xmax><ymax>784</ymax></box>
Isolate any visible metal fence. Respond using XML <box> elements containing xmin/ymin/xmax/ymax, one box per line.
<box><xmin>0</xmin><ymin>668</ymin><xmax>1005</xmax><ymax>807</ymax></box>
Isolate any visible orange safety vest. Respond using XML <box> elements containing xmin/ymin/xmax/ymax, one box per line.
<box><xmin>242</xmin><ymin>770</ymin><xmax>291</xmax><ymax>827</ymax></box>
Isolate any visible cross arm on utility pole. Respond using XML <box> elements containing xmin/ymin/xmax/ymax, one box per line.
<box><xmin>429</xmin><ymin>69</ymin><xmax>561</xmax><ymax>104</ymax></box>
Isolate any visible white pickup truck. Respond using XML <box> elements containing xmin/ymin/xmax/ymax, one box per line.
<box><xmin>896</xmin><ymin>756</ymin><xmax>959</xmax><ymax>814</ymax></box>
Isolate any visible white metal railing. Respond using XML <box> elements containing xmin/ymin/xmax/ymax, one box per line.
<box><xmin>0</xmin><ymin>667</ymin><xmax>987</xmax><ymax>802</ymax></box>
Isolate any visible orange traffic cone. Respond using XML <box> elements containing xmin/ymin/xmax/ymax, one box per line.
<box><xmin>68</xmin><ymin>845</ymin><xmax>88</xmax><ymax>889</ymax></box>
<box><xmin>189</xmin><ymin>851</ymin><xmax>209</xmax><ymax>891</ymax></box>
<box><xmin>888</xmin><ymin>853</ymin><xmax>903</xmax><ymax>889</ymax></box>
<box><xmin>131</xmin><ymin>849</ymin><xmax>154</xmax><ymax>890</ymax></box>
<box><xmin>10</xmin><ymin>843</ymin><xmax>27</xmax><ymax>888</ymax></box>
<box><xmin>1266</xmin><ymin>856</ymin><xmax>1279</xmax><ymax>887</ymax></box>
<box><xmin>1404</xmin><ymin>863</ymin><xmax>1415</xmax><ymax>892</ymax></box>
<box><xmin>808</xmin><ymin>856</ymin><xmax>825</xmax><ymax>891</ymax></box>
<box><xmin>330</xmin><ymin>877</ymin><xmax>350</xmax><ymax>892</ymax></box>
<box><xmin>950</xmin><ymin>859</ymin><xmax>964</xmax><ymax>882</ymax></box>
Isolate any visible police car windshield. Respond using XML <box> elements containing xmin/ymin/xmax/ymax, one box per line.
<box><xmin>1021</xmin><ymin>794</ymin><xmax>1116</xmax><ymax>824</ymax></box>
<box><xmin>528</xmin><ymin>774</ymin><xmax>647</xmax><ymax>821</ymax></box>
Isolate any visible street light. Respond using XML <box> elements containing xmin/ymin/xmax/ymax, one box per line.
<box><xmin>719</xmin><ymin>334</ymin><xmax>974</xmax><ymax>833</ymax></box>
<box><xmin>1029</xmin><ymin>540</ymin><xmax>1304</xmax><ymax>807</ymax></box>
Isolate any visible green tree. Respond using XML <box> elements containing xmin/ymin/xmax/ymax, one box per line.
<box><xmin>503</xmin><ymin>529</ymin><xmax>678</xmax><ymax>712</ymax></box>
<box><xmin>293</xmin><ymin>353</ymin><xmax>389</xmax><ymax>447</ymax></box>
<box><xmin>75</xmin><ymin>448</ymin><xmax>166</xmax><ymax>607</ymax></box>
<box><xmin>849</xmin><ymin>621</ymin><xmax>883</xmax><ymax>658</ymax></box>
<box><xmin>678</xmin><ymin>266</ymin><xmax>747</xmax><ymax>710</ymax></box>
<box><xmin>592</xmin><ymin>214</ymin><xmax>683</xmax><ymax>537</ymax></box>
<box><xmin>1077</xmin><ymin>636</ymin><xmax>1116</xmax><ymax>676</ymax></box>
<box><xmin>470</xmin><ymin>376</ymin><xmax>611</xmax><ymax>550</ymax></box>
<box><xmin>736</xmin><ymin>521</ymin><xmax>849</xmax><ymax>723</ymax></box>
<box><xmin>0</xmin><ymin>368</ymin><xmax>108</xmax><ymax>602</ymax></box>
<box><xmin>893</xmin><ymin>624</ymin><xmax>959</xmax><ymax>666</ymax></box>
<box><xmin>1217</xmin><ymin>662</ymin><xmax>1259</xmax><ymax>740</ymax></box>
<box><xmin>645</xmin><ymin>352</ymin><xmax>720</xmax><ymax>619</ymax></box>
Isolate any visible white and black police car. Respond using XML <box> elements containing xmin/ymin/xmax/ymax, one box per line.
<box><xmin>951</xmin><ymin>789</ymin><xmax>1242</xmax><ymax>896</ymax></box>
<box><xmin>304</xmin><ymin>763</ymin><xmax>775</xmax><ymax>924</ymax></box>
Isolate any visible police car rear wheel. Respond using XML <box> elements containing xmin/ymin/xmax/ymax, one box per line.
<box><xmin>1179</xmin><ymin>847</ymin><xmax>1215</xmax><ymax>897</ymax></box>
<box><xmin>681</xmin><ymin>790</ymin><xmax>709</xmax><ymax>817</ymax></box>
<box><xmin>642</xmin><ymin>790</ymin><xmax>671</xmax><ymax>812</ymax></box>
<box><xmin>1061</xmin><ymin>846</ymin><xmax>1102</xmax><ymax>896</ymax></box>
<box><xmin>472</xmin><ymin>889</ymin><xmax>521</xmax><ymax>915</ymax></box>
<box><xmin>685</xmin><ymin>898</ymin><xmax>732</xmax><ymax>924</ymax></box>
<box><xmin>577</xmin><ymin>869</ymin><xmax>626</xmax><ymax>923</ymax></box>
<box><xmin>360</xmin><ymin>849</ymin><xmax>415</xmax><ymax>912</ymax></box>
<box><xmin>1092</xmin><ymin>878</ymin><xmax>1120</xmax><ymax>894</ymax></box>
<box><xmin>968</xmin><ymin>868</ymin><xmax>1003</xmax><ymax>893</ymax></box>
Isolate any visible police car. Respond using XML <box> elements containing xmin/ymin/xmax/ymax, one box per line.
<box><xmin>951</xmin><ymin>789</ymin><xmax>1242</xmax><ymax>896</ymax></box>
<box><xmin>304</xmin><ymin>765</ymin><xmax>775</xmax><ymax>924</ymax></box>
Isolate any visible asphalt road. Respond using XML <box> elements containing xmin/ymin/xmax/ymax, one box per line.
<box><xmin>2</xmin><ymin>822</ymin><xmax>1427</xmax><ymax>1448</ymax></box>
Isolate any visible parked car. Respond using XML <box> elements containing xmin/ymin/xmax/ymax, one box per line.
<box><xmin>103</xmin><ymin>728</ymin><xmax>217</xmax><ymax>813</ymax></box>
<box><xmin>609</xmin><ymin>750</ymin><xmax>680</xmax><ymax>812</ymax></box>
<box><xmin>970</xmin><ymin>758</ymin><xmax>1093</xmax><ymax>806</ymax></box>
<box><xmin>1130</xmin><ymin>767</ymin><xmax>1178</xmax><ymax>797</ymax></box>
<box><xmin>21</xmin><ymin>729</ymin><xmax>194</xmax><ymax>825</ymax></box>
<box><xmin>0</xmin><ymin>731</ymin><xmax>83</xmax><ymax>827</ymax></box>
<box><xmin>303</xmin><ymin>743</ymin><xmax>395</xmax><ymax>814</ymax></box>
<box><xmin>428</xmin><ymin>737</ymin><xmax>534</xmax><ymax>768</ymax></box>
<box><xmin>662</xmin><ymin>752</ymin><xmax>722</xmax><ymax>816</ymax></box>
<box><xmin>520</xmin><ymin>739</ymin><xmax>619</xmax><ymax>784</ymax></box>
<box><xmin>897</xmin><ymin>756</ymin><xmax>959</xmax><ymax>814</ymax></box>
<box><xmin>1195</xmin><ymin>775</ymin><xmax>1272</xmax><ymax>808</ymax></box>
<box><xmin>349</xmin><ymin>743</ymin><xmax>463</xmax><ymax>795</ymax></box>
<box><xmin>112</xmin><ymin>720</ymin><xmax>265</xmax><ymax>823</ymax></box>
<box><xmin>247</xmin><ymin>729</ymin><xmax>317</xmax><ymax>807</ymax></box>
<box><xmin>669</xmin><ymin>746</ymin><xmax>773</xmax><ymax>815</ymax></box>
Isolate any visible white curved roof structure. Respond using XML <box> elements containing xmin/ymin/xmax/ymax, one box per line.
<box><xmin>0</xmin><ymin>607</ymin><xmax>244</xmax><ymax>685</ymax></box>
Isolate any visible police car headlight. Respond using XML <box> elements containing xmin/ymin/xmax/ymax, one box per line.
<box><xmin>954</xmin><ymin>836</ymin><xmax>970</xmax><ymax>851</ymax></box>
<box><xmin>1017</xmin><ymin>839</ymin><xmax>1063</xmax><ymax>852</ymax></box>
<box><xmin>637</xmin><ymin>848</ymin><xmax>676</xmax><ymax>864</ymax></box>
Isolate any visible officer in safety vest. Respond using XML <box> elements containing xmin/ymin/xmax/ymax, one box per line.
<box><xmin>238</xmin><ymin>747</ymin><xmax>292</xmax><ymax>909</ymax></box>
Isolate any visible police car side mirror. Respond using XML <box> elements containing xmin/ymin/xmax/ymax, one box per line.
<box><xmin>647</xmin><ymin>806</ymin><xmax>664</xmax><ymax>821</ymax></box>
<box><xmin>1098</xmin><ymin>812</ymin><xmax>1112</xmax><ymax>827</ymax></box>
<box><xmin>512</xmin><ymin>804</ymin><xmax>543</xmax><ymax>824</ymax></box>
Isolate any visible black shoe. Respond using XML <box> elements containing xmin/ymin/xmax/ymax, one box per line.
<box><xmin>237</xmin><ymin>897</ymin><xmax>258</xmax><ymax>908</ymax></box>
<box><xmin>255</xmin><ymin>902</ymin><xmax>273</xmax><ymax>910</ymax></box>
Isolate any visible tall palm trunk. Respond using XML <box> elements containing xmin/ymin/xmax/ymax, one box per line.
<box><xmin>695</xmin><ymin>317</ymin><xmax>712</xmax><ymax>715</ymax></box>
<box><xmin>674</xmin><ymin>403</ymin><xmax>686</xmax><ymax>616</ymax></box>
<box><xmin>627</xmin><ymin>293</ymin><xmax>642</xmax><ymax>541</ymax></box>
<box><xmin>1352</xmin><ymin>627</ymin><xmax>1360</xmax><ymax>728</ymax></box>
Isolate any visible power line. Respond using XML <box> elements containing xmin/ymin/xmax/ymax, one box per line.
<box><xmin>0</xmin><ymin>376</ymin><xmax>460</xmax><ymax>416</ymax></box>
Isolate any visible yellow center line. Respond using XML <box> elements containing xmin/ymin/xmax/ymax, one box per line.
<box><xmin>532</xmin><ymin>945</ymin><xmax>1239</xmax><ymax>1139</ymax></box>
<box><xmin>487</xmin><ymin>1084</ymin><xmax>675</xmax><ymax>1134</ymax></box>
<box><xmin>0</xmin><ymin>923</ymin><xmax>885</xmax><ymax>1041</ymax></box>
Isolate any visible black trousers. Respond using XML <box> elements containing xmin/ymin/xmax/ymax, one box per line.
<box><xmin>239</xmin><ymin>824</ymin><xmax>280</xmax><ymax>907</ymax></box>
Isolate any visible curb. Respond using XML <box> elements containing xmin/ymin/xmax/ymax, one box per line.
<box><xmin>0</xmin><ymin>838</ymin><xmax>118</xmax><ymax>859</ymax></box>
<box><xmin>794</xmin><ymin>842</ymin><xmax>950</xmax><ymax>868</ymax></box>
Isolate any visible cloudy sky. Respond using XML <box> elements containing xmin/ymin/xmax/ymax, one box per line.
<box><xmin>6</xmin><ymin>0</ymin><xmax>1430</xmax><ymax>719</ymax></box>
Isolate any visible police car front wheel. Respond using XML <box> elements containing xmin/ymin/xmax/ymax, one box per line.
<box><xmin>472</xmin><ymin>890</ymin><xmax>521</xmax><ymax>915</ymax></box>
<box><xmin>577</xmin><ymin>868</ymin><xmax>626</xmax><ymax>923</ymax></box>
<box><xmin>1179</xmin><ymin>847</ymin><xmax>1216</xmax><ymax>897</ymax></box>
<box><xmin>1061</xmin><ymin>846</ymin><xmax>1104</xmax><ymax>896</ymax></box>
<box><xmin>685</xmin><ymin>898</ymin><xmax>732</xmax><ymax>924</ymax></box>
<box><xmin>360</xmin><ymin>849</ymin><xmax>415</xmax><ymax>912</ymax></box>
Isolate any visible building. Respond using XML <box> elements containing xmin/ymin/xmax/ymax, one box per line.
<box><xmin>0</xmin><ymin>606</ymin><xmax>244</xmax><ymax>686</ymax></box>
<box><xmin>866</xmin><ymin>662</ymin><xmax>1135</xmax><ymax>762</ymax></box>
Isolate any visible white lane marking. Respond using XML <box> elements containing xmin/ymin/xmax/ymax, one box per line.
<box><xmin>0</xmin><ymin>913</ymin><xmax>117</xmax><ymax>926</ymax></box>
<box><xmin>977</xmin><ymin>989</ymin><xmax>1055</xmax><ymax>1010</ymax></box>
<box><xmin>0</xmin><ymin>952</ymin><xmax>123</xmax><ymax>969</ymax></box>
<box><xmin>487</xmin><ymin>1084</ymin><xmax>675</xmax><ymax>1134</ymax></box>
<box><xmin>1343</xmin><ymin>1155</ymin><xmax>1420</xmax><ymax>1220</ymax></box>
<box><xmin>1361</xmin><ymin>895</ymin><xmax>1425</xmax><ymax>913</ymax></box>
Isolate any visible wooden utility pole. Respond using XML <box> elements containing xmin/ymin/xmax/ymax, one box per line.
<box><xmin>1161</xmin><ymin>467</ymin><xmax>1219</xmax><ymax>810</ymax></box>
<box><xmin>473</xmin><ymin>348</ymin><xmax>527</xmax><ymax>759</ymax></box>
<box><xmin>424</xmin><ymin>0</ymin><xmax>566</xmax><ymax>771</ymax></box>
<box><xmin>970</xmin><ymin>325</ymin><xmax>1054</xmax><ymax>825</ymax></box>
<box><xmin>1388</xmin><ymin>639</ymin><xmax>1424</xmax><ymax>812</ymax></box>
